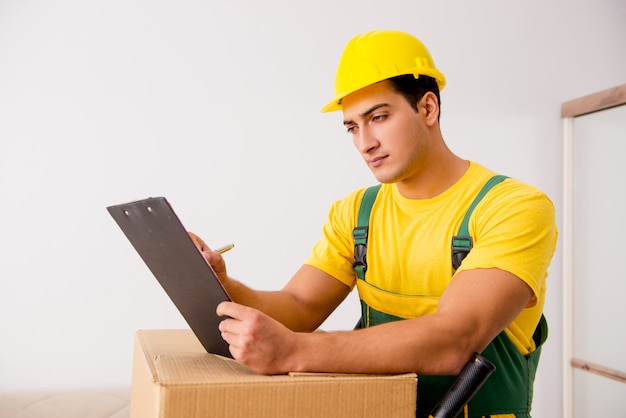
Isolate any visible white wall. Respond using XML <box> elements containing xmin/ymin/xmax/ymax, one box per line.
<box><xmin>1</xmin><ymin>0</ymin><xmax>624</xmax><ymax>416</ymax></box>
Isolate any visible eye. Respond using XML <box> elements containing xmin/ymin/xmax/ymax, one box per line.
<box><xmin>371</xmin><ymin>113</ymin><xmax>387</xmax><ymax>122</ymax></box>
<box><xmin>345</xmin><ymin>124</ymin><xmax>358</xmax><ymax>134</ymax></box>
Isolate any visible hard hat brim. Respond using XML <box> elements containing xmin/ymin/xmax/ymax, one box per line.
<box><xmin>320</xmin><ymin>70</ymin><xmax>446</xmax><ymax>113</ymax></box>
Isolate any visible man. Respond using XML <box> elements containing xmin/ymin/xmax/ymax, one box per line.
<box><xmin>192</xmin><ymin>30</ymin><xmax>557</xmax><ymax>417</ymax></box>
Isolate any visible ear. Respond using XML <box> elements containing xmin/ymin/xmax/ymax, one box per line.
<box><xmin>419</xmin><ymin>92</ymin><xmax>440</xmax><ymax>127</ymax></box>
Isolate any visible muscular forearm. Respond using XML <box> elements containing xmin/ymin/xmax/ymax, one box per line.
<box><xmin>221</xmin><ymin>265</ymin><xmax>350</xmax><ymax>333</ymax></box>
<box><xmin>222</xmin><ymin>277</ymin><xmax>318</xmax><ymax>332</ymax></box>
<box><xmin>189</xmin><ymin>232</ymin><xmax>324</xmax><ymax>331</ymax></box>
<box><xmin>289</xmin><ymin>315</ymin><xmax>473</xmax><ymax>376</ymax></box>
<box><xmin>284</xmin><ymin>269</ymin><xmax>533</xmax><ymax>376</ymax></box>
<box><xmin>218</xmin><ymin>299</ymin><xmax>483</xmax><ymax>376</ymax></box>
<box><xmin>216</xmin><ymin>267</ymin><xmax>530</xmax><ymax>376</ymax></box>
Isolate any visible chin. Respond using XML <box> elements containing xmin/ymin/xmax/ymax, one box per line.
<box><xmin>371</xmin><ymin>170</ymin><xmax>398</xmax><ymax>184</ymax></box>
<box><xmin>372</xmin><ymin>175</ymin><xmax>394</xmax><ymax>184</ymax></box>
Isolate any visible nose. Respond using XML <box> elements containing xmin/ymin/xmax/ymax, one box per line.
<box><xmin>354</xmin><ymin>125</ymin><xmax>379</xmax><ymax>155</ymax></box>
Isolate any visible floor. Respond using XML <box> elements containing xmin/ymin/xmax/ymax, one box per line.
<box><xmin>0</xmin><ymin>388</ymin><xmax>130</xmax><ymax>418</ymax></box>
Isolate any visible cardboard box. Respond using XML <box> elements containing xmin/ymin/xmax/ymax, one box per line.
<box><xmin>130</xmin><ymin>329</ymin><xmax>417</xmax><ymax>418</ymax></box>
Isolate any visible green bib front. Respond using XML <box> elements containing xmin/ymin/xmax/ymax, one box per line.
<box><xmin>361</xmin><ymin>302</ymin><xmax>547</xmax><ymax>418</ymax></box>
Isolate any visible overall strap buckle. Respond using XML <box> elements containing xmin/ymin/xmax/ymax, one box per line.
<box><xmin>353</xmin><ymin>226</ymin><xmax>369</xmax><ymax>279</ymax></box>
<box><xmin>451</xmin><ymin>235</ymin><xmax>473</xmax><ymax>270</ymax></box>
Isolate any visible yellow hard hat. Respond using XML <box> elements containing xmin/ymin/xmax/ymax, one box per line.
<box><xmin>321</xmin><ymin>30</ymin><xmax>446</xmax><ymax>113</ymax></box>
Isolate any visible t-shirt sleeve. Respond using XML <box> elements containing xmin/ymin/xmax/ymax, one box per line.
<box><xmin>304</xmin><ymin>189</ymin><xmax>364</xmax><ymax>289</ymax></box>
<box><xmin>456</xmin><ymin>180</ymin><xmax>558</xmax><ymax>306</ymax></box>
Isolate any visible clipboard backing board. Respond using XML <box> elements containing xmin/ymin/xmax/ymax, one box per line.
<box><xmin>107</xmin><ymin>197</ymin><xmax>232</xmax><ymax>358</ymax></box>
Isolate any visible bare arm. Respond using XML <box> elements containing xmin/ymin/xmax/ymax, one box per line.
<box><xmin>189</xmin><ymin>232</ymin><xmax>350</xmax><ymax>332</ymax></box>
<box><xmin>218</xmin><ymin>267</ymin><xmax>533</xmax><ymax>376</ymax></box>
<box><xmin>221</xmin><ymin>265</ymin><xmax>351</xmax><ymax>332</ymax></box>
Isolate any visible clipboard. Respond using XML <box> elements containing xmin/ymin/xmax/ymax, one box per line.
<box><xmin>107</xmin><ymin>197</ymin><xmax>232</xmax><ymax>358</ymax></box>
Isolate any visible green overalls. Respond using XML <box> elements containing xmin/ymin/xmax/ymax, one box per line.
<box><xmin>353</xmin><ymin>177</ymin><xmax>548</xmax><ymax>418</ymax></box>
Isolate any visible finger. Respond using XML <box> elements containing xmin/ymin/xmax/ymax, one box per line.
<box><xmin>218</xmin><ymin>317</ymin><xmax>241</xmax><ymax>334</ymax></box>
<box><xmin>218</xmin><ymin>317</ymin><xmax>247</xmax><ymax>352</ymax></box>
<box><xmin>200</xmin><ymin>249</ymin><xmax>219</xmax><ymax>264</ymax></box>
<box><xmin>217</xmin><ymin>303</ymin><xmax>259</xmax><ymax>337</ymax></box>
<box><xmin>216</xmin><ymin>301</ymin><xmax>245</xmax><ymax>318</ymax></box>
<box><xmin>188</xmin><ymin>231</ymin><xmax>210</xmax><ymax>251</ymax></box>
<box><xmin>219</xmin><ymin>325</ymin><xmax>238</xmax><ymax>346</ymax></box>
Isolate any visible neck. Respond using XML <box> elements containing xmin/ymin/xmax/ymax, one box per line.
<box><xmin>396</xmin><ymin>151</ymin><xmax>469</xmax><ymax>200</ymax></box>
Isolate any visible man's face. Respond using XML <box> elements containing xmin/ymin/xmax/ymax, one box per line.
<box><xmin>341</xmin><ymin>80</ymin><xmax>430</xmax><ymax>185</ymax></box>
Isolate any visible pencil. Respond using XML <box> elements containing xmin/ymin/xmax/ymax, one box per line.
<box><xmin>215</xmin><ymin>244</ymin><xmax>235</xmax><ymax>254</ymax></box>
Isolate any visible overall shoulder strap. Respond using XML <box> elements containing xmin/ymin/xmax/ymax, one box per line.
<box><xmin>352</xmin><ymin>184</ymin><xmax>381</xmax><ymax>280</ymax></box>
<box><xmin>451</xmin><ymin>175</ymin><xmax>509</xmax><ymax>270</ymax></box>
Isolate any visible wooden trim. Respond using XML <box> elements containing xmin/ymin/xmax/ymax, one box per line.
<box><xmin>571</xmin><ymin>358</ymin><xmax>626</xmax><ymax>384</ymax></box>
<box><xmin>561</xmin><ymin>83</ymin><xmax>626</xmax><ymax>118</ymax></box>
<box><xmin>562</xmin><ymin>118</ymin><xmax>575</xmax><ymax>418</ymax></box>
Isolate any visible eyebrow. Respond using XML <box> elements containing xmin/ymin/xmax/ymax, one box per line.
<box><xmin>343</xmin><ymin>103</ymin><xmax>390</xmax><ymax>126</ymax></box>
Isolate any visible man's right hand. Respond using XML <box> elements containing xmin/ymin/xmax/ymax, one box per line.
<box><xmin>188</xmin><ymin>231</ymin><xmax>229</xmax><ymax>285</ymax></box>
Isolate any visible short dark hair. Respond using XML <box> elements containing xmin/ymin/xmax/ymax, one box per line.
<box><xmin>388</xmin><ymin>74</ymin><xmax>441</xmax><ymax>119</ymax></box>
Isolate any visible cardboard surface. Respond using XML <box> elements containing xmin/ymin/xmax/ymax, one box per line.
<box><xmin>130</xmin><ymin>329</ymin><xmax>417</xmax><ymax>418</ymax></box>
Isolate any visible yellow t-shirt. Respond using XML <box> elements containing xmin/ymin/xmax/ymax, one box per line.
<box><xmin>305</xmin><ymin>162</ymin><xmax>558</xmax><ymax>354</ymax></box>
